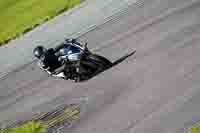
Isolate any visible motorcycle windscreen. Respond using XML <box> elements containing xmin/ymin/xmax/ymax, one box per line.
<box><xmin>60</xmin><ymin>45</ymin><xmax>82</xmax><ymax>56</ymax></box>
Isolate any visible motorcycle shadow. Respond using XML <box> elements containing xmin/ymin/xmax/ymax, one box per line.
<box><xmin>80</xmin><ymin>50</ymin><xmax>136</xmax><ymax>82</ymax></box>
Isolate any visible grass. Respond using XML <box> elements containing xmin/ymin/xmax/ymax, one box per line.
<box><xmin>188</xmin><ymin>122</ymin><xmax>200</xmax><ymax>133</ymax></box>
<box><xmin>0</xmin><ymin>121</ymin><xmax>45</xmax><ymax>133</ymax></box>
<box><xmin>0</xmin><ymin>0</ymin><xmax>80</xmax><ymax>46</ymax></box>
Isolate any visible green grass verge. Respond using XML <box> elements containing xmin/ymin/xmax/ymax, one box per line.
<box><xmin>0</xmin><ymin>0</ymin><xmax>80</xmax><ymax>46</ymax></box>
<box><xmin>188</xmin><ymin>122</ymin><xmax>200</xmax><ymax>133</ymax></box>
<box><xmin>0</xmin><ymin>121</ymin><xmax>46</xmax><ymax>133</ymax></box>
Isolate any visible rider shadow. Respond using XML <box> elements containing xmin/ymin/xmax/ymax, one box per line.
<box><xmin>110</xmin><ymin>50</ymin><xmax>136</xmax><ymax>67</ymax></box>
<box><xmin>83</xmin><ymin>50</ymin><xmax>136</xmax><ymax>81</ymax></box>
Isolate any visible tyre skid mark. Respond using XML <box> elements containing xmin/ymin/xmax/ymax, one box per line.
<box><xmin>5</xmin><ymin>104</ymin><xmax>81</xmax><ymax>132</ymax></box>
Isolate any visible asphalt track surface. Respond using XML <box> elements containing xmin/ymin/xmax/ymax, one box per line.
<box><xmin>1</xmin><ymin>0</ymin><xmax>200</xmax><ymax>133</ymax></box>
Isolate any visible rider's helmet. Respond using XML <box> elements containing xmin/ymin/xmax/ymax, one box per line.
<box><xmin>33</xmin><ymin>45</ymin><xmax>46</xmax><ymax>60</ymax></box>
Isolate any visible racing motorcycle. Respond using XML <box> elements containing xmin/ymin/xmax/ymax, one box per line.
<box><xmin>36</xmin><ymin>40</ymin><xmax>112</xmax><ymax>82</ymax></box>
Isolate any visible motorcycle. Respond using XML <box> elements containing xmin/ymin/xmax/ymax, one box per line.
<box><xmin>36</xmin><ymin>40</ymin><xmax>112</xmax><ymax>82</ymax></box>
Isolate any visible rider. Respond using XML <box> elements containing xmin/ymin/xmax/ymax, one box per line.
<box><xmin>33</xmin><ymin>38</ymin><xmax>81</xmax><ymax>75</ymax></box>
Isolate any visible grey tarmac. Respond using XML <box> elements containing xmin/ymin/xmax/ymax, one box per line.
<box><xmin>0</xmin><ymin>0</ymin><xmax>200</xmax><ymax>133</ymax></box>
